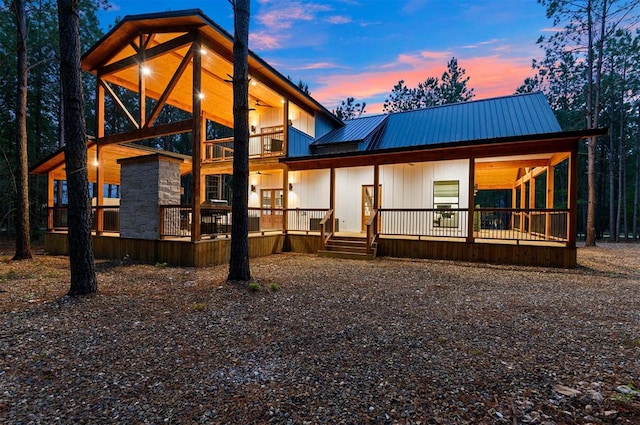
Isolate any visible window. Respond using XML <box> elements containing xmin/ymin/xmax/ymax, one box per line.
<box><xmin>433</xmin><ymin>180</ymin><xmax>459</xmax><ymax>228</ymax></box>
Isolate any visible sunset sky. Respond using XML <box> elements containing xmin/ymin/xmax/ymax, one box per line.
<box><xmin>98</xmin><ymin>0</ymin><xmax>555</xmax><ymax>114</ymax></box>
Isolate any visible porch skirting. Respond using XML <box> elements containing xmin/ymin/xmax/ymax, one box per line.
<box><xmin>44</xmin><ymin>232</ymin><xmax>576</xmax><ymax>268</ymax></box>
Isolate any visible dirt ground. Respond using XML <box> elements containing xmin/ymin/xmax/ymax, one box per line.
<box><xmin>1</xmin><ymin>241</ymin><xmax>639</xmax><ymax>424</ymax></box>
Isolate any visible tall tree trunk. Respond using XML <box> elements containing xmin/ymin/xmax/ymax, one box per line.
<box><xmin>58</xmin><ymin>0</ymin><xmax>97</xmax><ymax>295</ymax></box>
<box><xmin>12</xmin><ymin>0</ymin><xmax>32</xmax><ymax>260</ymax></box>
<box><xmin>608</xmin><ymin>127</ymin><xmax>616</xmax><ymax>241</ymax></box>
<box><xmin>634</xmin><ymin>106</ymin><xmax>640</xmax><ymax>240</ymax></box>
<box><xmin>585</xmin><ymin>0</ymin><xmax>597</xmax><ymax>246</ymax></box>
<box><xmin>616</xmin><ymin>78</ymin><xmax>625</xmax><ymax>240</ymax></box>
<box><xmin>227</xmin><ymin>0</ymin><xmax>251</xmax><ymax>282</ymax></box>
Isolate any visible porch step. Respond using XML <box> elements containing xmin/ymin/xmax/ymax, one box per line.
<box><xmin>318</xmin><ymin>236</ymin><xmax>377</xmax><ymax>260</ymax></box>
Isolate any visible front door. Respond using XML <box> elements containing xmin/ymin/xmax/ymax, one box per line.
<box><xmin>362</xmin><ymin>185</ymin><xmax>381</xmax><ymax>232</ymax></box>
<box><xmin>260</xmin><ymin>188</ymin><xmax>283</xmax><ymax>230</ymax></box>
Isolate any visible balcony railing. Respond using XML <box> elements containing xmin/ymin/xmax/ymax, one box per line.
<box><xmin>48</xmin><ymin>206</ymin><xmax>120</xmax><ymax>233</ymax></box>
<box><xmin>203</xmin><ymin>129</ymin><xmax>285</xmax><ymax>162</ymax></box>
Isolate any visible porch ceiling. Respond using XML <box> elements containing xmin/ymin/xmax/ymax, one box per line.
<box><xmin>30</xmin><ymin>142</ymin><xmax>192</xmax><ymax>185</ymax></box>
<box><xmin>475</xmin><ymin>153</ymin><xmax>564</xmax><ymax>190</ymax></box>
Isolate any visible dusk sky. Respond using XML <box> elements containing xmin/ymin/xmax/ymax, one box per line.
<box><xmin>98</xmin><ymin>0</ymin><xmax>556</xmax><ymax>114</ymax></box>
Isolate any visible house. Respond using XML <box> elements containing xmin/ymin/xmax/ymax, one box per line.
<box><xmin>31</xmin><ymin>9</ymin><xmax>605</xmax><ymax>268</ymax></box>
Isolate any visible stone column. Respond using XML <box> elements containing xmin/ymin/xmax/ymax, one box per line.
<box><xmin>117</xmin><ymin>153</ymin><xmax>182</xmax><ymax>239</ymax></box>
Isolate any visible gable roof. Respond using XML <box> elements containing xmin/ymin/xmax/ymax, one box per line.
<box><xmin>312</xmin><ymin>114</ymin><xmax>387</xmax><ymax>149</ymax></box>
<box><xmin>374</xmin><ymin>92</ymin><xmax>561</xmax><ymax>150</ymax></box>
<box><xmin>305</xmin><ymin>92</ymin><xmax>561</xmax><ymax>157</ymax></box>
<box><xmin>81</xmin><ymin>9</ymin><xmax>343</xmax><ymax>129</ymax></box>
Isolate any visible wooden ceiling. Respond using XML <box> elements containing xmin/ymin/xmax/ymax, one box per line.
<box><xmin>81</xmin><ymin>11</ymin><xmax>340</xmax><ymax>130</ymax></box>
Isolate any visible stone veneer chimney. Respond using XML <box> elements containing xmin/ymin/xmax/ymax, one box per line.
<box><xmin>117</xmin><ymin>153</ymin><xmax>183</xmax><ymax>240</ymax></box>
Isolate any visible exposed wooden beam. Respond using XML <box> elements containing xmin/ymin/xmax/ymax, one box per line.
<box><xmin>99</xmin><ymin>32</ymin><xmax>194</xmax><ymax>75</ymax></box>
<box><xmin>549</xmin><ymin>152</ymin><xmax>570</xmax><ymax>167</ymax></box>
<box><xmin>97</xmin><ymin>119</ymin><xmax>193</xmax><ymax>145</ymax></box>
<box><xmin>146</xmin><ymin>48</ymin><xmax>194</xmax><ymax>128</ymax></box>
<box><xmin>99</xmin><ymin>78</ymin><xmax>139</xmax><ymax>129</ymax></box>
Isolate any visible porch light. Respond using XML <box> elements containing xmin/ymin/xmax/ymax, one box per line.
<box><xmin>141</xmin><ymin>65</ymin><xmax>151</xmax><ymax>76</ymax></box>
<box><xmin>251</xmin><ymin>125</ymin><xmax>256</xmax><ymax>133</ymax></box>
<box><xmin>288</xmin><ymin>183</ymin><xmax>293</xmax><ymax>191</ymax></box>
<box><xmin>93</xmin><ymin>158</ymin><xmax>99</xmax><ymax>167</ymax></box>
<box><xmin>251</xmin><ymin>184</ymin><xmax>256</xmax><ymax>192</ymax></box>
<box><xmin>198</xmin><ymin>92</ymin><xmax>205</xmax><ymax>100</ymax></box>
<box><xmin>200</xmin><ymin>48</ymin><xmax>207</xmax><ymax>55</ymax></box>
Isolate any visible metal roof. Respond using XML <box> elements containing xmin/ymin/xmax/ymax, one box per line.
<box><xmin>312</xmin><ymin>114</ymin><xmax>387</xmax><ymax>147</ymax></box>
<box><xmin>373</xmin><ymin>92</ymin><xmax>561</xmax><ymax>150</ymax></box>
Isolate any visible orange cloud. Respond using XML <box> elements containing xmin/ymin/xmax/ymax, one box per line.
<box><xmin>311</xmin><ymin>55</ymin><xmax>534</xmax><ymax>114</ymax></box>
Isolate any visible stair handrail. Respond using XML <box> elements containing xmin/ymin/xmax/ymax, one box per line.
<box><xmin>366</xmin><ymin>209</ymin><xmax>378</xmax><ymax>255</ymax></box>
<box><xmin>319</xmin><ymin>208</ymin><xmax>335</xmax><ymax>249</ymax></box>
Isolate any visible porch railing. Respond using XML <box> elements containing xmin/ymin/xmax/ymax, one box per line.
<box><xmin>286</xmin><ymin>208</ymin><xmax>330</xmax><ymax>233</ymax></box>
<box><xmin>366</xmin><ymin>209</ymin><xmax>378</xmax><ymax>255</ymax></box>
<box><xmin>378</xmin><ymin>208</ymin><xmax>469</xmax><ymax>239</ymax></box>
<box><xmin>203</xmin><ymin>129</ymin><xmax>285</xmax><ymax>162</ymax></box>
<box><xmin>319</xmin><ymin>209</ymin><xmax>335</xmax><ymax>249</ymax></box>
<box><xmin>378</xmin><ymin>207</ymin><xmax>569</xmax><ymax>244</ymax></box>
<box><xmin>48</xmin><ymin>206</ymin><xmax>120</xmax><ymax>233</ymax></box>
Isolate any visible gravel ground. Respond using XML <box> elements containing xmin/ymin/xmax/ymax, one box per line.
<box><xmin>1</xmin><ymin>243</ymin><xmax>639</xmax><ymax>424</ymax></box>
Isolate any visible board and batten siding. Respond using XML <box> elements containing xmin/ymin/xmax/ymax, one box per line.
<box><xmin>289</xmin><ymin>160</ymin><xmax>470</xmax><ymax>233</ymax></box>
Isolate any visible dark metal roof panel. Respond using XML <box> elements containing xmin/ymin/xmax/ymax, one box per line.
<box><xmin>376</xmin><ymin>92</ymin><xmax>561</xmax><ymax>150</ymax></box>
<box><xmin>312</xmin><ymin>114</ymin><xmax>388</xmax><ymax>146</ymax></box>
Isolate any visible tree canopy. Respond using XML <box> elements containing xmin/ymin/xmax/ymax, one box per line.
<box><xmin>383</xmin><ymin>57</ymin><xmax>475</xmax><ymax>113</ymax></box>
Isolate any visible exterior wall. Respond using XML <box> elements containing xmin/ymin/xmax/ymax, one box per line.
<box><xmin>314</xmin><ymin>113</ymin><xmax>336</xmax><ymax>139</ymax></box>
<box><xmin>287</xmin><ymin>127</ymin><xmax>314</xmax><ymax>157</ymax></box>
<box><xmin>289</xmin><ymin>102</ymin><xmax>314</xmax><ymax>137</ymax></box>
<box><xmin>288</xmin><ymin>169</ymin><xmax>331</xmax><ymax>209</ymax></box>
<box><xmin>248</xmin><ymin>170</ymin><xmax>284</xmax><ymax>208</ymax></box>
<box><xmin>119</xmin><ymin>156</ymin><xmax>181</xmax><ymax>240</ymax></box>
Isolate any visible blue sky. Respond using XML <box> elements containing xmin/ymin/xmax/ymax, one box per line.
<box><xmin>98</xmin><ymin>0</ymin><xmax>555</xmax><ymax>113</ymax></box>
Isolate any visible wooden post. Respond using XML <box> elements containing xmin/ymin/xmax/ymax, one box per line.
<box><xmin>283</xmin><ymin>167</ymin><xmax>289</xmax><ymax>233</ymax></box>
<box><xmin>529</xmin><ymin>171</ymin><xmax>536</xmax><ymax>236</ymax></box>
<box><xmin>373</xmin><ymin>164</ymin><xmax>379</xmax><ymax>235</ymax></box>
<box><xmin>95</xmin><ymin>79</ymin><xmax>105</xmax><ymax>235</ymax></box>
<box><xmin>283</xmin><ymin>99</ymin><xmax>289</xmax><ymax>155</ymax></box>
<box><xmin>47</xmin><ymin>172</ymin><xmax>54</xmax><ymax>230</ymax></box>
<box><xmin>330</xmin><ymin>167</ymin><xmax>335</xmax><ymax>233</ymax></box>
<box><xmin>199</xmin><ymin>117</ymin><xmax>207</xmax><ymax>203</ymax></box>
<box><xmin>138</xmin><ymin>34</ymin><xmax>146</xmax><ymax>128</ymax></box>
<box><xmin>467</xmin><ymin>158</ymin><xmax>475</xmax><ymax>243</ymax></box>
<box><xmin>191</xmin><ymin>37</ymin><xmax>202</xmax><ymax>241</ymax></box>
<box><xmin>546</xmin><ymin>165</ymin><xmax>554</xmax><ymax>239</ymax></box>
<box><xmin>568</xmin><ymin>145</ymin><xmax>578</xmax><ymax>247</ymax></box>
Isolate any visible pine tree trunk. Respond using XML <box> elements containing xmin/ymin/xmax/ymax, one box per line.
<box><xmin>58</xmin><ymin>0</ymin><xmax>97</xmax><ymax>295</ymax></box>
<box><xmin>227</xmin><ymin>0</ymin><xmax>251</xmax><ymax>282</ymax></box>
<box><xmin>609</xmin><ymin>129</ymin><xmax>616</xmax><ymax>241</ymax></box>
<box><xmin>12</xmin><ymin>0</ymin><xmax>32</xmax><ymax>260</ymax></box>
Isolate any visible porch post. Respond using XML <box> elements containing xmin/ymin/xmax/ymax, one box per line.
<box><xmin>95</xmin><ymin>78</ymin><xmax>105</xmax><ymax>235</ymax></box>
<box><xmin>568</xmin><ymin>145</ymin><xmax>578</xmax><ymax>247</ymax></box>
<box><xmin>466</xmin><ymin>157</ymin><xmax>475</xmax><ymax>243</ymax></box>
<box><xmin>47</xmin><ymin>172</ymin><xmax>54</xmax><ymax>230</ymax></box>
<box><xmin>373</xmin><ymin>164</ymin><xmax>379</xmax><ymax>235</ymax></box>
<box><xmin>529</xmin><ymin>171</ymin><xmax>536</xmax><ymax>237</ymax></box>
<box><xmin>283</xmin><ymin>166</ymin><xmax>289</xmax><ymax>233</ymax></box>
<box><xmin>138</xmin><ymin>34</ymin><xmax>146</xmax><ymax>128</ymax></box>
<box><xmin>191</xmin><ymin>36</ymin><xmax>202</xmax><ymax>241</ymax></box>
<box><xmin>546</xmin><ymin>165</ymin><xmax>554</xmax><ymax>239</ymax></box>
<box><xmin>283</xmin><ymin>99</ymin><xmax>289</xmax><ymax>155</ymax></box>
<box><xmin>330</xmin><ymin>167</ymin><xmax>335</xmax><ymax>232</ymax></box>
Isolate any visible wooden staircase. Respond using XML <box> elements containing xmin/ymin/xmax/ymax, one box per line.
<box><xmin>317</xmin><ymin>235</ymin><xmax>378</xmax><ymax>260</ymax></box>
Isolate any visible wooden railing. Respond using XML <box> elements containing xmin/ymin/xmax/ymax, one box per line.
<box><xmin>319</xmin><ymin>209</ymin><xmax>335</xmax><ymax>249</ymax></box>
<box><xmin>366</xmin><ymin>209</ymin><xmax>378</xmax><ymax>255</ymax></box>
<box><xmin>202</xmin><ymin>129</ymin><xmax>285</xmax><ymax>162</ymax></box>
